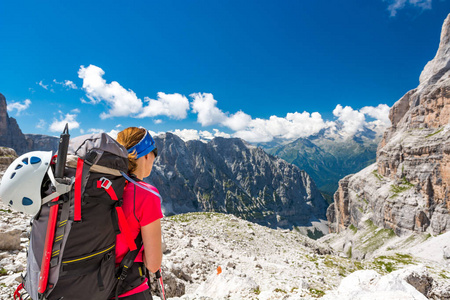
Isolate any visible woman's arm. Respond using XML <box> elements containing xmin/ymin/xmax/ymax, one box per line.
<box><xmin>141</xmin><ymin>218</ymin><xmax>163</xmax><ymax>273</ymax></box>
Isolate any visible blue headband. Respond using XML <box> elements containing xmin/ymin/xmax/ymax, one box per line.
<box><xmin>127</xmin><ymin>130</ymin><xmax>156</xmax><ymax>159</ymax></box>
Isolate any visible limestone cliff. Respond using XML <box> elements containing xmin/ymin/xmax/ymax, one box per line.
<box><xmin>0</xmin><ymin>93</ymin><xmax>28</xmax><ymax>154</ymax></box>
<box><xmin>0</xmin><ymin>93</ymin><xmax>58</xmax><ymax>154</ymax></box>
<box><xmin>328</xmin><ymin>14</ymin><xmax>450</xmax><ymax>236</ymax></box>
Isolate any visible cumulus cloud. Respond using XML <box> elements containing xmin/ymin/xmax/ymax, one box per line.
<box><xmin>360</xmin><ymin>104</ymin><xmax>391</xmax><ymax>126</ymax></box>
<box><xmin>49</xmin><ymin>112</ymin><xmax>80</xmax><ymax>132</ymax></box>
<box><xmin>385</xmin><ymin>0</ymin><xmax>432</xmax><ymax>17</ymax></box>
<box><xmin>78</xmin><ymin>65</ymin><xmax>143</xmax><ymax>119</ymax></box>
<box><xmin>222</xmin><ymin>111</ymin><xmax>252</xmax><ymax>131</ymax></box>
<box><xmin>78</xmin><ymin>65</ymin><xmax>191</xmax><ymax>120</ymax></box>
<box><xmin>138</xmin><ymin>92</ymin><xmax>190</xmax><ymax>119</ymax></box>
<box><xmin>191</xmin><ymin>93</ymin><xmax>227</xmax><ymax>126</ymax></box>
<box><xmin>171</xmin><ymin>128</ymin><xmax>231</xmax><ymax>142</ymax></box>
<box><xmin>233</xmin><ymin>112</ymin><xmax>333</xmax><ymax>143</ymax></box>
<box><xmin>7</xmin><ymin>99</ymin><xmax>31</xmax><ymax>115</ymax></box>
<box><xmin>190</xmin><ymin>93</ymin><xmax>252</xmax><ymax>131</ymax></box>
<box><xmin>333</xmin><ymin>105</ymin><xmax>367</xmax><ymax>137</ymax></box>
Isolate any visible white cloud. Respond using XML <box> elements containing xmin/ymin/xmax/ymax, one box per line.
<box><xmin>333</xmin><ymin>105</ymin><xmax>366</xmax><ymax>137</ymax></box>
<box><xmin>71</xmin><ymin>108</ymin><xmax>81</xmax><ymax>114</ymax></box>
<box><xmin>138</xmin><ymin>92</ymin><xmax>190</xmax><ymax>119</ymax></box>
<box><xmin>190</xmin><ymin>93</ymin><xmax>252</xmax><ymax>131</ymax></box>
<box><xmin>64</xmin><ymin>80</ymin><xmax>77</xmax><ymax>89</ymax></box>
<box><xmin>386</xmin><ymin>0</ymin><xmax>432</xmax><ymax>17</ymax></box>
<box><xmin>171</xmin><ymin>129</ymin><xmax>201</xmax><ymax>141</ymax></box>
<box><xmin>154</xmin><ymin>119</ymin><xmax>163</xmax><ymax>124</ymax></box>
<box><xmin>37</xmin><ymin>81</ymin><xmax>54</xmax><ymax>92</ymax></box>
<box><xmin>191</xmin><ymin>93</ymin><xmax>227</xmax><ymax>126</ymax></box>
<box><xmin>107</xmin><ymin>129</ymin><xmax>120</xmax><ymax>139</ymax></box>
<box><xmin>36</xmin><ymin>119</ymin><xmax>46</xmax><ymax>129</ymax></box>
<box><xmin>38</xmin><ymin>81</ymin><xmax>49</xmax><ymax>90</ymax></box>
<box><xmin>78</xmin><ymin>65</ymin><xmax>143</xmax><ymax>119</ymax></box>
<box><xmin>7</xmin><ymin>99</ymin><xmax>31</xmax><ymax>115</ymax></box>
<box><xmin>49</xmin><ymin>112</ymin><xmax>80</xmax><ymax>132</ymax></box>
<box><xmin>360</xmin><ymin>104</ymin><xmax>391</xmax><ymax>126</ymax></box>
<box><xmin>234</xmin><ymin>112</ymin><xmax>332</xmax><ymax>143</ymax></box>
<box><xmin>88</xmin><ymin>128</ymin><xmax>105</xmax><ymax>134</ymax></box>
<box><xmin>171</xmin><ymin>128</ymin><xmax>232</xmax><ymax>142</ymax></box>
<box><xmin>78</xmin><ymin>65</ymin><xmax>190</xmax><ymax>120</ymax></box>
<box><xmin>213</xmin><ymin>129</ymin><xmax>231</xmax><ymax>139</ymax></box>
<box><xmin>53</xmin><ymin>79</ymin><xmax>78</xmax><ymax>89</ymax></box>
<box><xmin>222</xmin><ymin>111</ymin><xmax>252</xmax><ymax>131</ymax></box>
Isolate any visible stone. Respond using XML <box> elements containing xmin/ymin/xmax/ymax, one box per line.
<box><xmin>443</xmin><ymin>246</ymin><xmax>450</xmax><ymax>260</ymax></box>
<box><xmin>0</xmin><ymin>229</ymin><xmax>21</xmax><ymax>250</ymax></box>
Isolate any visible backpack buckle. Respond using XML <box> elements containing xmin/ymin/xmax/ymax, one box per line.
<box><xmin>99</xmin><ymin>177</ymin><xmax>112</xmax><ymax>190</ymax></box>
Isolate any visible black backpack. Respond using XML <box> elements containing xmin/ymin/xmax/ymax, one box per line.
<box><xmin>21</xmin><ymin>133</ymin><xmax>148</xmax><ymax>300</ymax></box>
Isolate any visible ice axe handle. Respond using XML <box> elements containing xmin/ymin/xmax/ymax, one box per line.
<box><xmin>55</xmin><ymin>124</ymin><xmax>70</xmax><ymax>179</ymax></box>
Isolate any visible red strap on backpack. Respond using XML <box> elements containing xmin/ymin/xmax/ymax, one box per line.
<box><xmin>13</xmin><ymin>283</ymin><xmax>24</xmax><ymax>300</ymax></box>
<box><xmin>97</xmin><ymin>177</ymin><xmax>137</xmax><ymax>251</ymax></box>
<box><xmin>74</xmin><ymin>158</ymin><xmax>84</xmax><ymax>221</ymax></box>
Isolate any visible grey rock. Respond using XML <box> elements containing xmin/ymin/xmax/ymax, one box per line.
<box><xmin>443</xmin><ymin>246</ymin><xmax>450</xmax><ymax>260</ymax></box>
<box><xmin>0</xmin><ymin>93</ymin><xmax>58</xmax><ymax>155</ymax></box>
<box><xmin>0</xmin><ymin>229</ymin><xmax>21</xmax><ymax>250</ymax></box>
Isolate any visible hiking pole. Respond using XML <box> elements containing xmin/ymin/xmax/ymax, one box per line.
<box><xmin>38</xmin><ymin>124</ymin><xmax>70</xmax><ymax>299</ymax></box>
<box><xmin>155</xmin><ymin>269</ymin><xmax>166</xmax><ymax>300</ymax></box>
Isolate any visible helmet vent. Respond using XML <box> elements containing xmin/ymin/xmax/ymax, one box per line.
<box><xmin>22</xmin><ymin>197</ymin><xmax>33</xmax><ymax>206</ymax></box>
<box><xmin>30</xmin><ymin>157</ymin><xmax>42</xmax><ymax>164</ymax></box>
<box><xmin>22</xmin><ymin>158</ymin><xmax>29</xmax><ymax>165</ymax></box>
<box><xmin>15</xmin><ymin>164</ymin><xmax>23</xmax><ymax>170</ymax></box>
<box><xmin>10</xmin><ymin>172</ymin><xmax>16</xmax><ymax>179</ymax></box>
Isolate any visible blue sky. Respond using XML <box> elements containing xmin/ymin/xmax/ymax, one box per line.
<box><xmin>1</xmin><ymin>0</ymin><xmax>449</xmax><ymax>143</ymax></box>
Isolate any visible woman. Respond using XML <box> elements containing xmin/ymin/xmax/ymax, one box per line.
<box><xmin>115</xmin><ymin>127</ymin><xmax>163</xmax><ymax>299</ymax></box>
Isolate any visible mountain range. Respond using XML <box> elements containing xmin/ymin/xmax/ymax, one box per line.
<box><xmin>266</xmin><ymin>124</ymin><xmax>383</xmax><ymax>199</ymax></box>
<box><xmin>147</xmin><ymin>133</ymin><xmax>328</xmax><ymax>233</ymax></box>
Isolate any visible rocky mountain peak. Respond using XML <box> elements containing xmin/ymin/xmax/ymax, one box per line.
<box><xmin>0</xmin><ymin>93</ymin><xmax>28</xmax><ymax>154</ymax></box>
<box><xmin>419</xmin><ymin>14</ymin><xmax>450</xmax><ymax>88</ymax></box>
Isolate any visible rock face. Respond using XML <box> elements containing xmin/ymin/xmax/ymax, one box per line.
<box><xmin>24</xmin><ymin>134</ymin><xmax>59</xmax><ymax>153</ymax></box>
<box><xmin>328</xmin><ymin>14</ymin><xmax>450</xmax><ymax>236</ymax></box>
<box><xmin>0</xmin><ymin>147</ymin><xmax>17</xmax><ymax>173</ymax></box>
<box><xmin>0</xmin><ymin>93</ymin><xmax>58</xmax><ymax>155</ymax></box>
<box><xmin>147</xmin><ymin>133</ymin><xmax>328</xmax><ymax>230</ymax></box>
<box><xmin>0</xmin><ymin>93</ymin><xmax>28</xmax><ymax>154</ymax></box>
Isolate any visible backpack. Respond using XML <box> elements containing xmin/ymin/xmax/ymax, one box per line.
<box><xmin>1</xmin><ymin>131</ymin><xmax>151</xmax><ymax>300</ymax></box>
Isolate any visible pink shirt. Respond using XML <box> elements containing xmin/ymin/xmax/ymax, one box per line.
<box><xmin>115</xmin><ymin>180</ymin><xmax>163</xmax><ymax>297</ymax></box>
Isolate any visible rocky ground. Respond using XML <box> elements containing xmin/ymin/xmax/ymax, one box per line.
<box><xmin>1</xmin><ymin>203</ymin><xmax>449</xmax><ymax>300</ymax></box>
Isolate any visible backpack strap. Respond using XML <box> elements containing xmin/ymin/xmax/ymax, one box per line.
<box><xmin>49</xmin><ymin>198</ymin><xmax>70</xmax><ymax>267</ymax></box>
<box><xmin>74</xmin><ymin>152</ymin><xmax>98</xmax><ymax>222</ymax></box>
<box><xmin>113</xmin><ymin>233</ymin><xmax>145</xmax><ymax>300</ymax></box>
<box><xmin>96</xmin><ymin>177</ymin><xmax>137</xmax><ymax>251</ymax></box>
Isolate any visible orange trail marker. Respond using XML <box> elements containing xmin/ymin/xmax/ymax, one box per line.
<box><xmin>217</xmin><ymin>266</ymin><xmax>222</xmax><ymax>275</ymax></box>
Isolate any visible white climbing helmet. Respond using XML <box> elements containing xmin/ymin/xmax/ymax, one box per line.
<box><xmin>0</xmin><ymin>151</ymin><xmax>53</xmax><ymax>215</ymax></box>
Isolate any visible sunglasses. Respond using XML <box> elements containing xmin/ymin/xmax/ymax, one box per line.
<box><xmin>152</xmin><ymin>148</ymin><xmax>158</xmax><ymax>158</ymax></box>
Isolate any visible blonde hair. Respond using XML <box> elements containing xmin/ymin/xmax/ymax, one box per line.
<box><xmin>116</xmin><ymin>127</ymin><xmax>147</xmax><ymax>174</ymax></box>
